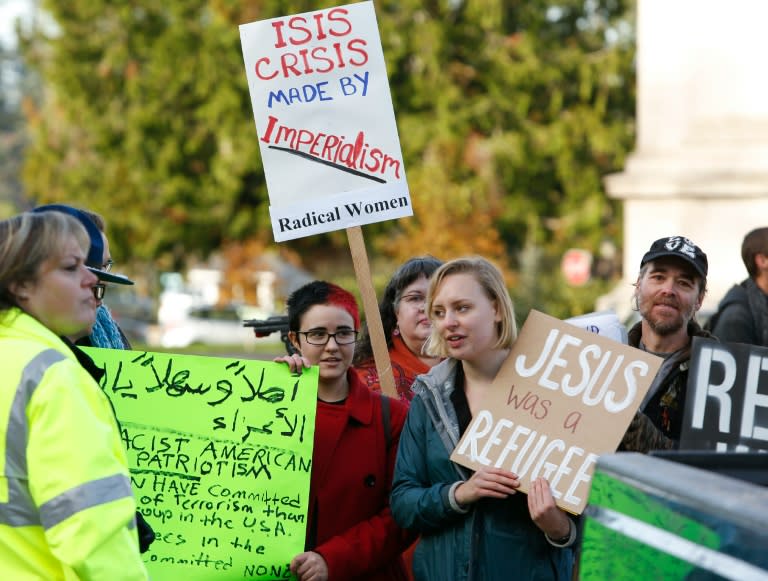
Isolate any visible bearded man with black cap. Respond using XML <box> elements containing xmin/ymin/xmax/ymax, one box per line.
<box><xmin>620</xmin><ymin>235</ymin><xmax>715</xmax><ymax>453</ymax></box>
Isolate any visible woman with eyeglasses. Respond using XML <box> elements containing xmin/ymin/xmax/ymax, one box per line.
<box><xmin>354</xmin><ymin>256</ymin><xmax>444</xmax><ymax>402</ymax></box>
<box><xmin>0</xmin><ymin>211</ymin><xmax>148</xmax><ymax>580</ymax></box>
<box><xmin>274</xmin><ymin>281</ymin><xmax>415</xmax><ymax>581</ymax></box>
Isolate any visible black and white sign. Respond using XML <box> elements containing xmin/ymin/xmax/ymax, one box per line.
<box><xmin>682</xmin><ymin>337</ymin><xmax>768</xmax><ymax>452</ymax></box>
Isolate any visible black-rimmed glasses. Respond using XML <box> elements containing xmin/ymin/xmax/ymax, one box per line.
<box><xmin>93</xmin><ymin>284</ymin><xmax>106</xmax><ymax>300</ymax></box>
<box><xmin>298</xmin><ymin>329</ymin><xmax>358</xmax><ymax>345</ymax></box>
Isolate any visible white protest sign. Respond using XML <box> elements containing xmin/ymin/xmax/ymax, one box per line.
<box><xmin>565</xmin><ymin>310</ymin><xmax>628</xmax><ymax>345</ymax></box>
<box><xmin>450</xmin><ymin>310</ymin><xmax>662</xmax><ymax>514</ymax></box>
<box><xmin>240</xmin><ymin>2</ymin><xmax>411</xmax><ymax>242</ymax></box>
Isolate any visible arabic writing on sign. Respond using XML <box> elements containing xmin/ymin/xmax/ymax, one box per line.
<box><xmin>84</xmin><ymin>347</ymin><xmax>319</xmax><ymax>581</ymax></box>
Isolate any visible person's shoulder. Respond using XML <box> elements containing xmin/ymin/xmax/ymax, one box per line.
<box><xmin>380</xmin><ymin>391</ymin><xmax>408</xmax><ymax>417</ymax></box>
<box><xmin>688</xmin><ymin>320</ymin><xmax>715</xmax><ymax>340</ymax></box>
<box><xmin>717</xmin><ymin>282</ymin><xmax>750</xmax><ymax>309</ymax></box>
<box><xmin>354</xmin><ymin>356</ymin><xmax>377</xmax><ymax>372</ymax></box>
<box><xmin>708</xmin><ymin>282</ymin><xmax>752</xmax><ymax>335</ymax></box>
<box><xmin>414</xmin><ymin>358</ymin><xmax>456</xmax><ymax>389</ymax></box>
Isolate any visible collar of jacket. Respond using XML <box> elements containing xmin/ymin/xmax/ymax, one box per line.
<box><xmin>412</xmin><ymin>358</ymin><xmax>458</xmax><ymax>397</ymax></box>
<box><xmin>628</xmin><ymin>319</ymin><xmax>713</xmax><ymax>349</ymax></box>
<box><xmin>60</xmin><ymin>335</ymin><xmax>106</xmax><ymax>383</ymax></box>
<box><xmin>344</xmin><ymin>368</ymin><xmax>380</xmax><ymax>426</ymax></box>
<box><xmin>410</xmin><ymin>358</ymin><xmax>470</xmax><ymax>479</ymax></box>
<box><xmin>0</xmin><ymin>307</ymin><xmax>78</xmax><ymax>359</ymax></box>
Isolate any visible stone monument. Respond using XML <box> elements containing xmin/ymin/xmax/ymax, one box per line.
<box><xmin>600</xmin><ymin>0</ymin><xmax>768</xmax><ymax>319</ymax></box>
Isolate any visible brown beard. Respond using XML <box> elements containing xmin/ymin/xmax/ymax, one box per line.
<box><xmin>640</xmin><ymin>299</ymin><xmax>695</xmax><ymax>336</ymax></box>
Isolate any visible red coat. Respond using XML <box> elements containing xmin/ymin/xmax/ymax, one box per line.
<box><xmin>356</xmin><ymin>336</ymin><xmax>433</xmax><ymax>402</ymax></box>
<box><xmin>309</xmin><ymin>370</ymin><xmax>414</xmax><ymax>580</ymax></box>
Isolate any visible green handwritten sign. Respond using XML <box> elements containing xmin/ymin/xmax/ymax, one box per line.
<box><xmin>83</xmin><ymin>348</ymin><xmax>319</xmax><ymax>580</ymax></box>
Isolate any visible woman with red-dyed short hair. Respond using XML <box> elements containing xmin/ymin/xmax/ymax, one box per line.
<box><xmin>275</xmin><ymin>281</ymin><xmax>415</xmax><ymax>581</ymax></box>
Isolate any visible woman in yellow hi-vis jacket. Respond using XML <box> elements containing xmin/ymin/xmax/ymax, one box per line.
<box><xmin>0</xmin><ymin>211</ymin><xmax>148</xmax><ymax>580</ymax></box>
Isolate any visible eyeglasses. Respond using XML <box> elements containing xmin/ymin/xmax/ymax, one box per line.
<box><xmin>102</xmin><ymin>259</ymin><xmax>114</xmax><ymax>273</ymax></box>
<box><xmin>298</xmin><ymin>329</ymin><xmax>358</xmax><ymax>345</ymax></box>
<box><xmin>397</xmin><ymin>293</ymin><xmax>426</xmax><ymax>308</ymax></box>
<box><xmin>93</xmin><ymin>284</ymin><xmax>106</xmax><ymax>300</ymax></box>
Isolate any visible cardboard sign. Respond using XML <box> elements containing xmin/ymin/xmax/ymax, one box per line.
<box><xmin>450</xmin><ymin>310</ymin><xmax>662</xmax><ymax>514</ymax></box>
<box><xmin>240</xmin><ymin>2</ymin><xmax>411</xmax><ymax>242</ymax></box>
<box><xmin>84</xmin><ymin>348</ymin><xmax>319</xmax><ymax>580</ymax></box>
<box><xmin>682</xmin><ymin>337</ymin><xmax>768</xmax><ymax>452</ymax></box>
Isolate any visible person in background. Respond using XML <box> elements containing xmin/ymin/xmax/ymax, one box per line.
<box><xmin>708</xmin><ymin>227</ymin><xmax>768</xmax><ymax>346</ymax></box>
<box><xmin>353</xmin><ymin>256</ymin><xmax>444</xmax><ymax>581</ymax></box>
<box><xmin>354</xmin><ymin>256</ymin><xmax>444</xmax><ymax>402</ymax></box>
<box><xmin>0</xmin><ymin>211</ymin><xmax>148</xmax><ymax>580</ymax></box>
<box><xmin>620</xmin><ymin>235</ymin><xmax>713</xmax><ymax>452</ymax></box>
<box><xmin>390</xmin><ymin>257</ymin><xmax>576</xmax><ymax>581</ymax></box>
<box><xmin>275</xmin><ymin>281</ymin><xmax>415</xmax><ymax>581</ymax></box>
<box><xmin>33</xmin><ymin>204</ymin><xmax>135</xmax><ymax>349</ymax></box>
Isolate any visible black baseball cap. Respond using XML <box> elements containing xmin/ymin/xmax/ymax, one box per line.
<box><xmin>32</xmin><ymin>204</ymin><xmax>135</xmax><ymax>285</ymax></box>
<box><xmin>640</xmin><ymin>236</ymin><xmax>708</xmax><ymax>279</ymax></box>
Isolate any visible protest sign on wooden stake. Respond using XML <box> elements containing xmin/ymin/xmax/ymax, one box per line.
<box><xmin>240</xmin><ymin>2</ymin><xmax>408</xmax><ymax>397</ymax></box>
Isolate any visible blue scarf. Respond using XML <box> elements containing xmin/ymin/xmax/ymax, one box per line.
<box><xmin>89</xmin><ymin>304</ymin><xmax>129</xmax><ymax>349</ymax></box>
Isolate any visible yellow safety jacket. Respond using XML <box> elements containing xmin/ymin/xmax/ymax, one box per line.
<box><xmin>0</xmin><ymin>308</ymin><xmax>148</xmax><ymax>580</ymax></box>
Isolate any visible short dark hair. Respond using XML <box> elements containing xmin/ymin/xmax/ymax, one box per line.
<box><xmin>286</xmin><ymin>281</ymin><xmax>359</xmax><ymax>332</ymax></box>
<box><xmin>353</xmin><ymin>255</ymin><xmax>442</xmax><ymax>365</ymax></box>
<box><xmin>741</xmin><ymin>227</ymin><xmax>768</xmax><ymax>278</ymax></box>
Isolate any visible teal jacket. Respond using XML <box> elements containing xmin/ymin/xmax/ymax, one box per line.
<box><xmin>390</xmin><ymin>359</ymin><xmax>574</xmax><ymax>581</ymax></box>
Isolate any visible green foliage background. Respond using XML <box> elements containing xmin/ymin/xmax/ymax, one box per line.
<box><xmin>14</xmin><ymin>0</ymin><xmax>636</xmax><ymax>318</ymax></box>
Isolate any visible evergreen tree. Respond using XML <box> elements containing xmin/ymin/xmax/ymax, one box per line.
<box><xmin>19</xmin><ymin>0</ymin><xmax>635</xmax><ymax>316</ymax></box>
<box><xmin>0</xmin><ymin>41</ymin><xmax>27</xmax><ymax>217</ymax></box>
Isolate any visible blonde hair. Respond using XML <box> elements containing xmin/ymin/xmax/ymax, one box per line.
<box><xmin>0</xmin><ymin>212</ymin><xmax>90</xmax><ymax>310</ymax></box>
<box><xmin>424</xmin><ymin>256</ymin><xmax>517</xmax><ymax>357</ymax></box>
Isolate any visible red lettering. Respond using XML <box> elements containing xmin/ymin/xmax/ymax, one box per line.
<box><xmin>287</xmin><ymin>16</ymin><xmax>313</xmax><ymax>45</ymax></box>
<box><xmin>327</xmin><ymin>8</ymin><xmax>352</xmax><ymax>37</ymax></box>
<box><xmin>332</xmin><ymin>42</ymin><xmax>346</xmax><ymax>69</ymax></box>
<box><xmin>347</xmin><ymin>38</ymin><xmax>369</xmax><ymax>67</ymax></box>
<box><xmin>311</xmin><ymin>46</ymin><xmax>335</xmax><ymax>74</ymax></box>
<box><xmin>298</xmin><ymin>48</ymin><xmax>314</xmax><ymax>74</ymax></box>
<box><xmin>271</xmin><ymin>20</ymin><xmax>287</xmax><ymax>49</ymax></box>
<box><xmin>255</xmin><ymin>57</ymin><xmax>278</xmax><ymax>81</ymax></box>
<box><xmin>312</xmin><ymin>13</ymin><xmax>328</xmax><ymax>40</ymax></box>
<box><xmin>260</xmin><ymin>115</ymin><xmax>279</xmax><ymax>144</ymax></box>
<box><xmin>280</xmin><ymin>52</ymin><xmax>302</xmax><ymax>78</ymax></box>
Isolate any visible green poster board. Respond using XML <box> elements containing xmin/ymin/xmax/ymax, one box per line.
<box><xmin>84</xmin><ymin>347</ymin><xmax>318</xmax><ymax>580</ymax></box>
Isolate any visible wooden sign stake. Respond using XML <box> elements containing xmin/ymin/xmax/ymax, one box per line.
<box><xmin>346</xmin><ymin>226</ymin><xmax>397</xmax><ymax>398</ymax></box>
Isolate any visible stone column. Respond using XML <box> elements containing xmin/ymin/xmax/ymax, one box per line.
<box><xmin>600</xmin><ymin>0</ymin><xmax>768</xmax><ymax>319</ymax></box>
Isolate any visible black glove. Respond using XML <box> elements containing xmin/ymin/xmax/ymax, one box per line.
<box><xmin>135</xmin><ymin>511</ymin><xmax>156</xmax><ymax>553</ymax></box>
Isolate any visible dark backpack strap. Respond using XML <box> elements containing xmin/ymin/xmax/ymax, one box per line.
<box><xmin>380</xmin><ymin>394</ymin><xmax>391</xmax><ymax>449</ymax></box>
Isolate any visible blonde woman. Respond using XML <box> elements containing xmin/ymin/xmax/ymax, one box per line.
<box><xmin>390</xmin><ymin>257</ymin><xmax>576</xmax><ymax>581</ymax></box>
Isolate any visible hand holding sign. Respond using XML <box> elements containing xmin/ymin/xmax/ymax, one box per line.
<box><xmin>450</xmin><ymin>310</ymin><xmax>662</xmax><ymax>514</ymax></box>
